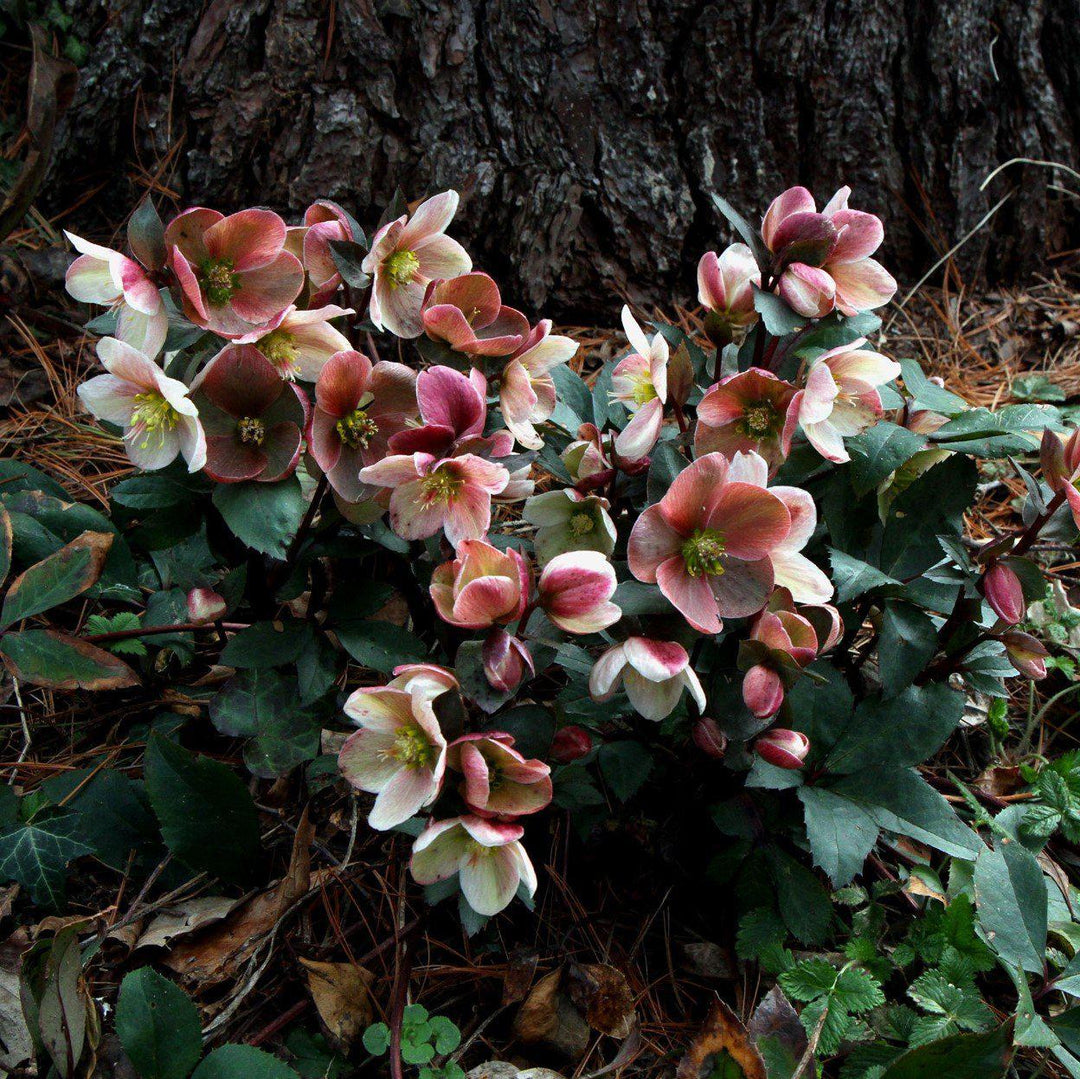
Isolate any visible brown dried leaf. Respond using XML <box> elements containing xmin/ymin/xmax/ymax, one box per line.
<box><xmin>512</xmin><ymin>969</ymin><xmax>589</xmax><ymax>1061</ymax></box>
<box><xmin>747</xmin><ymin>986</ymin><xmax>807</xmax><ymax>1066</ymax></box>
<box><xmin>299</xmin><ymin>958</ymin><xmax>374</xmax><ymax>1051</ymax></box>
<box><xmin>565</xmin><ymin>963</ymin><xmax>636</xmax><ymax>1039</ymax></box>
<box><xmin>676</xmin><ymin>998</ymin><xmax>767</xmax><ymax>1079</ymax></box>
<box><xmin>131</xmin><ymin>896</ymin><xmax>244</xmax><ymax>951</ymax></box>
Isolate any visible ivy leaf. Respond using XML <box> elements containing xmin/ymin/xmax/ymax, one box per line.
<box><xmin>0</xmin><ymin>810</ymin><xmax>92</xmax><ymax>909</ymax></box>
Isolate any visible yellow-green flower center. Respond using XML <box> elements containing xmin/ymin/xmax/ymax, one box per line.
<box><xmin>238</xmin><ymin>416</ymin><xmax>265</xmax><ymax>445</ymax></box>
<box><xmin>631</xmin><ymin>375</ymin><xmax>657</xmax><ymax>407</ymax></box>
<box><xmin>741</xmin><ymin>402</ymin><xmax>777</xmax><ymax>438</ymax></box>
<box><xmin>129</xmin><ymin>391</ymin><xmax>179</xmax><ymax>447</ymax></box>
<box><xmin>682</xmin><ymin>528</ymin><xmax>727</xmax><ymax>578</ymax></box>
<box><xmin>392</xmin><ymin>725</ymin><xmax>436</xmax><ymax>769</ymax></box>
<box><xmin>258</xmin><ymin>330</ymin><xmax>300</xmax><ymax>377</ymax></box>
<box><xmin>336</xmin><ymin>408</ymin><xmax>379</xmax><ymax>450</ymax></box>
<box><xmin>422</xmin><ymin>465</ymin><xmax>460</xmax><ymax>504</ymax></box>
<box><xmin>201</xmin><ymin>258</ymin><xmax>241</xmax><ymax>306</ymax></box>
<box><xmin>569</xmin><ymin>511</ymin><xmax>594</xmax><ymax>536</ymax></box>
<box><xmin>384</xmin><ymin>249</ymin><xmax>420</xmax><ymax>288</ymax></box>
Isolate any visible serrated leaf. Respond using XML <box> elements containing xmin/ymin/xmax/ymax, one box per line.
<box><xmin>798</xmin><ymin>786</ymin><xmax>880</xmax><ymax>886</ymax></box>
<box><xmin>212</xmin><ymin>476</ymin><xmax>305</xmax><ymax>558</ymax></box>
<box><xmin>190</xmin><ymin>1045</ymin><xmax>300</xmax><ymax>1079</ymax></box>
<box><xmin>116</xmin><ymin>967</ymin><xmax>203</xmax><ymax>1079</ymax></box>
<box><xmin>335</xmin><ymin>620</ymin><xmax>427</xmax><ymax>673</ymax></box>
<box><xmin>878</xmin><ymin>1020</ymin><xmax>1013</xmax><ymax>1079</ymax></box>
<box><xmin>847</xmin><ymin>422</ymin><xmax>925</xmax><ymax>496</ymax></box>
<box><xmin>879</xmin><ymin>602</ymin><xmax>938</xmax><ymax>695</ymax></box>
<box><xmin>829</xmin><ymin>548</ymin><xmax>899</xmax><ymax>604</ymax></box>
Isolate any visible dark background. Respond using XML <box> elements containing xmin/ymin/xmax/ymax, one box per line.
<box><xmin>43</xmin><ymin>0</ymin><xmax>1080</xmax><ymax>320</ymax></box>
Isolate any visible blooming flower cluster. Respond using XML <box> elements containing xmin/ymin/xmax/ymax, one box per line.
<box><xmin>67</xmin><ymin>181</ymin><xmax>1062</xmax><ymax>920</ymax></box>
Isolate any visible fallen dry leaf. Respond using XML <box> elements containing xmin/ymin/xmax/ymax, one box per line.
<box><xmin>467</xmin><ymin>1065</ymin><xmax>566</xmax><ymax>1079</ymax></box>
<box><xmin>747</xmin><ymin>986</ymin><xmax>807</xmax><ymax>1070</ymax></box>
<box><xmin>512</xmin><ymin>969</ymin><xmax>589</xmax><ymax>1061</ymax></box>
<box><xmin>131</xmin><ymin>896</ymin><xmax>244</xmax><ymax>951</ymax></box>
<box><xmin>676</xmin><ymin>998</ymin><xmax>767</xmax><ymax>1079</ymax></box>
<box><xmin>565</xmin><ymin>962</ymin><xmax>636</xmax><ymax>1039</ymax></box>
<box><xmin>299</xmin><ymin>958</ymin><xmax>374</xmax><ymax>1051</ymax></box>
<box><xmin>0</xmin><ymin>929</ymin><xmax>33</xmax><ymax>1070</ymax></box>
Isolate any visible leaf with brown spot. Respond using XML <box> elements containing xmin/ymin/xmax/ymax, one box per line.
<box><xmin>0</xmin><ymin>530</ymin><xmax>113</xmax><ymax>628</ymax></box>
<box><xmin>299</xmin><ymin>959</ymin><xmax>374</xmax><ymax>1051</ymax></box>
<box><xmin>676</xmin><ymin>999</ymin><xmax>767</xmax><ymax>1079</ymax></box>
<box><xmin>747</xmin><ymin>986</ymin><xmax>808</xmax><ymax>1077</ymax></box>
<box><xmin>0</xmin><ymin>629</ymin><xmax>138</xmax><ymax>690</ymax></box>
<box><xmin>0</xmin><ymin>505</ymin><xmax>11</xmax><ymax>589</ymax></box>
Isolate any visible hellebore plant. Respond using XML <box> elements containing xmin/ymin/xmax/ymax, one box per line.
<box><xmin>58</xmin><ymin>177</ymin><xmax>1075</xmax><ymax>965</ymax></box>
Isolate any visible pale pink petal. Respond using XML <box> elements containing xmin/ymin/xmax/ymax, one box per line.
<box><xmin>412</xmin><ymin>233</ymin><xmax>472</xmax><ymax>281</ymax></box>
<box><xmin>828</xmin><ymin>209</ymin><xmax>884</xmax><ymax>263</ymax></box>
<box><xmin>589</xmin><ymin>644</ymin><xmax>629</xmax><ymax>700</ymax></box>
<box><xmin>627</xmin><ymin>504</ymin><xmax>683</xmax><ymax>582</ymax></box>
<box><xmin>453</xmin><ymin>576</ymin><xmax>518</xmax><ymax>628</ymax></box>
<box><xmin>204</xmin><ymin>208</ymin><xmax>287</xmax><ymax>271</ymax></box>
<box><xmin>230</xmin><ymin>251</ymin><xmax>305</xmax><ymax>323</ymax></box>
<box><xmin>769</xmin><ymin>485</ymin><xmax>817</xmax><ymax>551</ymax></box>
<box><xmin>799</xmin><ymin>362</ymin><xmax>840</xmax><ymax>425</ymax></box>
<box><xmin>399</xmin><ymin>190</ymin><xmax>460</xmax><ymax>247</ymax></box>
<box><xmin>710</xmin><ymin>556</ymin><xmax>774</xmax><ymax>618</ymax></box>
<box><xmin>743</xmin><ymin>665</ymin><xmax>784</xmax><ymax>718</ymax></box>
<box><xmin>443</xmin><ymin>483</ymin><xmax>493</xmax><ymax>546</ymax></box>
<box><xmin>697</xmin><ymin>251</ymin><xmax>725</xmax><ymax>309</ymax></box>
<box><xmin>762</xmin><ymin>186</ymin><xmax>816</xmax><ymax>249</ymax></box>
<box><xmin>657</xmin><ymin>557</ymin><xmax>722</xmax><ymax>634</ymax></box>
<box><xmin>829</xmin><ymin>258</ymin><xmax>897</xmax><ymax>315</ymax></box>
<box><xmin>803</xmin><ymin>419</ymin><xmax>849</xmax><ymax>463</ymax></box>
<box><xmin>659</xmin><ymin>452</ymin><xmax>729</xmax><ymax>536</ymax></box>
<box><xmin>620</xmin><ymin>305</ymin><xmax>652</xmax><ymax>358</ymax></box>
<box><xmin>77</xmin><ymin>374</ymin><xmax>138</xmax><ymax>425</ymax></box>
<box><xmin>680</xmin><ymin>667</ymin><xmax>707</xmax><ymax>712</ymax></box>
<box><xmin>343</xmin><ymin>685</ymin><xmax>415</xmax><ymax>731</ymax></box>
<box><xmin>827</xmin><ymin>349</ymin><xmax>901</xmax><ymax>389</ymax></box>
<box><xmin>66</xmin><ymin>253</ymin><xmax>121</xmax><ymax>305</ymax></box>
<box><xmin>460</xmin><ymin>843</ymin><xmax>521</xmax><ymax>916</ymax></box>
<box><xmin>707</xmin><ymin>483</ymin><xmax>790</xmax><ymax>561</ymax></box>
<box><xmin>410</xmin><ymin>819</ymin><xmax>471</xmax><ymax>883</ymax></box>
<box><xmin>623</xmin><ymin>668</ymin><xmax>684</xmax><ymax>721</ymax></box>
<box><xmin>778</xmin><ymin>263</ymin><xmax>835</xmax><ymax>318</ymax></box>
<box><xmin>369</xmin><ymin>767</ymin><xmax>439</xmax><ymax>830</ymax></box>
<box><xmin>116</xmin><ymin>303</ymin><xmax>168</xmax><ymax>358</ymax></box>
<box><xmin>772</xmin><ymin>551</ymin><xmax>834</xmax><ymax>604</ymax></box>
<box><xmin>623</xmin><ymin>637</ymin><xmax>688</xmax><ymax>680</ymax></box>
<box><xmin>339</xmin><ymin>728</ymin><xmax>401</xmax><ymax>792</ymax></box>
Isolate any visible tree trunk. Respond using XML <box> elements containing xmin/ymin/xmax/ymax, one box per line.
<box><xmin>44</xmin><ymin>0</ymin><xmax>1080</xmax><ymax>320</ymax></box>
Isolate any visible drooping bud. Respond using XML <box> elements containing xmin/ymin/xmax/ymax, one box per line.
<box><xmin>187</xmin><ymin>587</ymin><xmax>226</xmax><ymax>624</ymax></box>
<box><xmin>1000</xmin><ymin>629</ymin><xmax>1048</xmax><ymax>680</ymax></box>
<box><xmin>551</xmin><ymin>725</ymin><xmax>593</xmax><ymax>763</ymax></box>
<box><xmin>982</xmin><ymin>562</ymin><xmax>1026</xmax><ymax>626</ymax></box>
<box><xmin>1040</xmin><ymin>428</ymin><xmax>1067</xmax><ymax>492</ymax></box>
<box><xmin>754</xmin><ymin>729</ymin><xmax>810</xmax><ymax>770</ymax></box>
<box><xmin>692</xmin><ymin>717</ymin><xmax>728</xmax><ymax>760</ymax></box>
<box><xmin>481</xmin><ymin>629</ymin><xmax>534</xmax><ymax>693</ymax></box>
<box><xmin>742</xmin><ymin>663</ymin><xmax>785</xmax><ymax>719</ymax></box>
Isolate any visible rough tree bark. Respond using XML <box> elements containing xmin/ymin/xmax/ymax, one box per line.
<box><xmin>43</xmin><ymin>0</ymin><xmax>1080</xmax><ymax>320</ymax></box>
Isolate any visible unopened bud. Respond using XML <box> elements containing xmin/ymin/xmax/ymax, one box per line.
<box><xmin>755</xmin><ymin>728</ymin><xmax>810</xmax><ymax>770</ymax></box>
<box><xmin>742</xmin><ymin>664</ymin><xmax>785</xmax><ymax>719</ymax></box>
<box><xmin>982</xmin><ymin>562</ymin><xmax>1026</xmax><ymax>626</ymax></box>
<box><xmin>551</xmin><ymin>725</ymin><xmax>593</xmax><ymax>763</ymax></box>
<box><xmin>1000</xmin><ymin>629</ymin><xmax>1048</xmax><ymax>680</ymax></box>
<box><xmin>187</xmin><ymin>587</ymin><xmax>226</xmax><ymax>624</ymax></box>
<box><xmin>692</xmin><ymin>718</ymin><xmax>727</xmax><ymax>759</ymax></box>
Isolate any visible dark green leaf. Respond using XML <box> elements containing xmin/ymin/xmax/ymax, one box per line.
<box><xmin>767</xmin><ymin>847</ymin><xmax>832</xmax><ymax>945</ymax></box>
<box><xmin>144</xmin><ymin>733</ymin><xmax>260</xmax><ymax>885</ymax></box>
<box><xmin>0</xmin><ymin>811</ymin><xmax>91</xmax><ymax>908</ymax></box>
<box><xmin>879</xmin><ymin>601</ymin><xmax>939</xmax><ymax>694</ymax></box>
<box><xmin>219</xmin><ymin>622</ymin><xmax>308</xmax><ymax>669</ymax></box>
<box><xmin>335</xmin><ymin>620</ymin><xmax>427</xmax><ymax>673</ymax></box>
<box><xmin>213</xmin><ymin>477</ymin><xmax>305</xmax><ymax>558</ymax></box>
<box><xmin>828</xmin><ymin>548</ymin><xmax>898</xmax><ymax>604</ymax></box>
<box><xmin>0</xmin><ymin>629</ymin><xmax>139</xmax><ymax>690</ymax></box>
<box><xmin>116</xmin><ymin>967</ymin><xmax>203</xmax><ymax>1079</ymax></box>
<box><xmin>0</xmin><ymin>530</ymin><xmax>112</xmax><ymax>628</ymax></box>
<box><xmin>827</xmin><ymin>683</ymin><xmax>964</xmax><ymax>774</ymax></box>
<box><xmin>798</xmin><ymin>787</ymin><xmax>880</xmax><ymax>886</ymax></box>
<box><xmin>973</xmin><ymin>842</ymin><xmax>1047</xmax><ymax>974</ymax></box>
<box><xmin>898</xmin><ymin>359</ymin><xmax>970</xmax><ymax>416</ymax></box>
<box><xmin>711</xmin><ymin>193</ymin><xmax>772</xmax><ymax>275</ymax></box>
<box><xmin>846</xmin><ymin>422</ymin><xmax>926</xmax><ymax>496</ymax></box>
<box><xmin>128</xmin><ymin>196</ymin><xmax>167</xmax><ymax>270</ymax></box>
<box><xmin>598</xmin><ymin>742</ymin><xmax>653</xmax><ymax>802</ymax></box>
<box><xmin>646</xmin><ymin>441</ymin><xmax>688</xmax><ymax>504</ymax></box>
<box><xmin>209</xmin><ymin>669</ymin><xmax>321</xmax><ymax>778</ymax></box>
<box><xmin>328</xmin><ymin>240</ymin><xmax>370</xmax><ymax>288</ymax></box>
<box><xmin>754</xmin><ymin>289</ymin><xmax>806</xmax><ymax>336</ymax></box>
<box><xmin>786</xmin><ymin>663</ymin><xmax>854</xmax><ymax>752</ymax></box>
<box><xmin>878</xmin><ymin>1020</ymin><xmax>1013</xmax><ymax>1079</ymax></box>
<box><xmin>111</xmin><ymin>471</ymin><xmax>208</xmax><ymax>511</ymax></box>
<box><xmin>191</xmin><ymin>1045</ymin><xmax>300</xmax><ymax>1079</ymax></box>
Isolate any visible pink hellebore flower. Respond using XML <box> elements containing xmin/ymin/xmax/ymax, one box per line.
<box><xmin>754</xmin><ymin>728</ymin><xmax>810</xmax><ymax>770</ymax></box>
<box><xmin>65</xmin><ymin>232</ymin><xmax>168</xmax><ymax>357</ymax></box>
<box><xmin>362</xmin><ymin>190</ymin><xmax>472</xmax><ymax>339</ymax></box>
<box><xmin>562</xmin><ymin>422</ymin><xmax>614</xmax><ymax>490</ymax></box>
<box><xmin>166</xmin><ymin>207</ymin><xmax>305</xmax><ymax>338</ymax></box>
<box><xmin>388</xmin><ymin>365</ymin><xmax>501</xmax><ymax>458</ymax></box>
<box><xmin>290</xmin><ymin>200</ymin><xmax>356</xmax><ymax>305</ymax></box>
<box><xmin>190</xmin><ymin>345</ymin><xmax>309</xmax><ymax>483</ymax></box>
<box><xmin>697</xmin><ymin>243</ymin><xmax>760</xmax><ymax>332</ymax></box>
<box><xmin>725</xmin><ymin>451</ymin><xmax>835</xmax><ymax>605</ymax></box>
<box><xmin>1041</xmin><ymin>427</ymin><xmax>1080</xmax><ymax>530</ymax></box>
<box><xmin>741</xmin><ymin>592</ymin><xmax>842</xmax><ymax>718</ymax></box>
<box><xmin>793</xmin><ymin>340</ymin><xmax>902</xmax><ymax>463</ymax></box>
<box><xmin>410</xmin><ymin>815</ymin><xmax>538</xmax><ymax>917</ymax></box>
<box><xmin>446</xmin><ymin>733</ymin><xmax>552</xmax><ymax>819</ymax></box>
<box><xmin>239</xmin><ymin>304</ymin><xmax>353</xmax><ymax>380</ymax></box>
<box><xmin>388</xmin><ymin>663</ymin><xmax>461</xmax><ymax>702</ymax></box>
<box><xmin>589</xmin><ymin>637</ymin><xmax>706</xmax><ymax>721</ymax></box>
<box><xmin>999</xmin><ymin>630</ymin><xmax>1048</xmax><ymax>681</ymax></box>
<box><xmin>360</xmin><ymin>452</ymin><xmax>509</xmax><ymax>545</ymax></box>
<box><xmin>537</xmin><ymin>550</ymin><xmax>621</xmax><ymax>634</ymax></box>
<box><xmin>500</xmin><ymin>320</ymin><xmax>579</xmax><ymax>450</ymax></box>
<box><xmin>430</xmin><ymin>540</ymin><xmax>530</xmax><ymax>630</ymax></box>
<box><xmin>761</xmin><ymin>186</ymin><xmax>897</xmax><ymax>317</ymax></box>
<box><xmin>482</xmin><ymin>629</ymin><xmax>534</xmax><ymax>693</ymax></box>
<box><xmin>421</xmin><ymin>272</ymin><xmax>529</xmax><ymax>356</ymax></box>
<box><xmin>339</xmin><ymin>684</ymin><xmax>448</xmax><ymax>830</ymax></box>
<box><xmin>626</xmin><ymin>452</ymin><xmax>792</xmax><ymax>634</ymax></box>
<box><xmin>308</xmin><ymin>350</ymin><xmax>418</xmax><ymax>502</ymax></box>
<box><xmin>77</xmin><ymin>337</ymin><xmax>206</xmax><ymax>472</ymax></box>
<box><xmin>611</xmin><ymin>306</ymin><xmax>669</xmax><ymax>460</ymax></box>
<box><xmin>695</xmin><ymin>368</ymin><xmax>798</xmax><ymax>471</ymax></box>
<box><xmin>982</xmin><ymin>562</ymin><xmax>1025</xmax><ymax>625</ymax></box>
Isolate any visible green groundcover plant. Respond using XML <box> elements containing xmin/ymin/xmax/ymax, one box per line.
<box><xmin>1</xmin><ymin>180</ymin><xmax>1079</xmax><ymax>1078</ymax></box>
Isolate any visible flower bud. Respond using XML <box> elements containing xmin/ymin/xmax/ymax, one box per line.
<box><xmin>187</xmin><ymin>587</ymin><xmax>226</xmax><ymax>624</ymax></box>
<box><xmin>551</xmin><ymin>725</ymin><xmax>593</xmax><ymax>763</ymax></box>
<box><xmin>481</xmin><ymin>629</ymin><xmax>534</xmax><ymax>693</ymax></box>
<box><xmin>742</xmin><ymin>663</ymin><xmax>785</xmax><ymax>719</ymax></box>
<box><xmin>692</xmin><ymin>718</ymin><xmax>728</xmax><ymax>759</ymax></box>
<box><xmin>1000</xmin><ymin>629</ymin><xmax>1048</xmax><ymax>680</ymax></box>
<box><xmin>982</xmin><ymin>562</ymin><xmax>1026</xmax><ymax>626</ymax></box>
<box><xmin>754</xmin><ymin>729</ymin><xmax>810</xmax><ymax>770</ymax></box>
